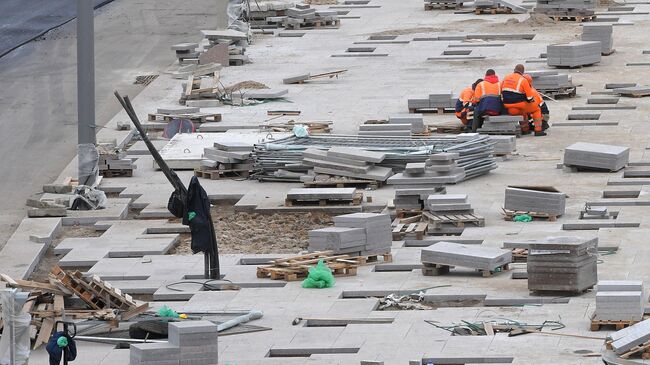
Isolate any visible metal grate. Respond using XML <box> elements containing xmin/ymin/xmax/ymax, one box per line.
<box><xmin>134</xmin><ymin>74</ymin><xmax>159</xmax><ymax>86</ymax></box>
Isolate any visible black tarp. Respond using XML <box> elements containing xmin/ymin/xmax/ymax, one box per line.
<box><xmin>0</xmin><ymin>0</ymin><xmax>115</xmax><ymax>58</ymax></box>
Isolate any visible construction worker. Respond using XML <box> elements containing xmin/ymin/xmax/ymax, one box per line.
<box><xmin>501</xmin><ymin>64</ymin><xmax>545</xmax><ymax>136</ymax></box>
<box><xmin>455</xmin><ymin>79</ymin><xmax>482</xmax><ymax>128</ymax></box>
<box><xmin>471</xmin><ymin>70</ymin><xmax>502</xmax><ymax>132</ymax></box>
<box><xmin>524</xmin><ymin>74</ymin><xmax>550</xmax><ymax>132</ymax></box>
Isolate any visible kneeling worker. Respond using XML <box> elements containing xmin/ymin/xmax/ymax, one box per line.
<box><xmin>455</xmin><ymin>79</ymin><xmax>482</xmax><ymax>129</ymax></box>
<box><xmin>501</xmin><ymin>64</ymin><xmax>546</xmax><ymax>136</ymax></box>
<box><xmin>471</xmin><ymin>70</ymin><xmax>502</xmax><ymax>132</ymax></box>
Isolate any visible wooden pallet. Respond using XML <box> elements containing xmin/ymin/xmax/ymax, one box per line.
<box><xmin>540</xmin><ymin>86</ymin><xmax>577</xmax><ymax>99</ymax></box>
<box><xmin>511</xmin><ymin>248</ymin><xmax>528</xmax><ymax>263</ymax></box>
<box><xmin>422</xmin><ymin>262</ymin><xmax>510</xmax><ymax>277</ymax></box>
<box><xmin>285</xmin><ymin>191</ymin><xmax>363</xmax><ymax>207</ymax></box>
<box><xmin>408</xmin><ymin>107</ymin><xmax>455</xmax><ymax>114</ymax></box>
<box><xmin>363</xmin><ymin>253</ymin><xmax>393</xmax><ymax>264</ymax></box>
<box><xmin>549</xmin><ymin>14</ymin><xmax>596</xmax><ymax>22</ymax></box>
<box><xmin>147</xmin><ymin>113</ymin><xmax>221</xmax><ymax>123</ymax></box>
<box><xmin>304</xmin><ymin>178</ymin><xmax>380</xmax><ymax>190</ymax></box>
<box><xmin>423</xmin><ymin>211</ymin><xmax>485</xmax><ymax>228</ymax></box>
<box><xmin>620</xmin><ymin>341</ymin><xmax>650</xmax><ymax>359</ymax></box>
<box><xmin>434</xmin><ymin>125</ymin><xmax>465</xmax><ymax>134</ymax></box>
<box><xmin>590</xmin><ymin>315</ymin><xmax>639</xmax><ymax>331</ymax></box>
<box><xmin>395</xmin><ymin>209</ymin><xmax>424</xmax><ymax>218</ymax></box>
<box><xmin>392</xmin><ymin>221</ymin><xmax>428</xmax><ymax>240</ymax></box>
<box><xmin>476</xmin><ymin>129</ymin><xmax>522</xmax><ymax>137</ymax></box>
<box><xmin>425</xmin><ymin>2</ymin><xmax>463</xmax><ymax>10</ymax></box>
<box><xmin>100</xmin><ymin>168</ymin><xmax>133</xmax><ymax>178</ymax></box>
<box><xmin>475</xmin><ymin>6</ymin><xmax>513</xmax><ymax>14</ymax></box>
<box><xmin>194</xmin><ymin>168</ymin><xmax>250</xmax><ymax>180</ymax></box>
<box><xmin>502</xmin><ymin>208</ymin><xmax>558</xmax><ymax>222</ymax></box>
<box><xmin>285</xmin><ymin>19</ymin><xmax>341</xmax><ymax>30</ymax></box>
<box><xmin>256</xmin><ymin>251</ymin><xmax>362</xmax><ymax>281</ymax></box>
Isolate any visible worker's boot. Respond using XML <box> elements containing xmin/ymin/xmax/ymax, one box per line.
<box><xmin>532</xmin><ymin>118</ymin><xmax>544</xmax><ymax>136</ymax></box>
<box><xmin>535</xmin><ymin>130</ymin><xmax>547</xmax><ymax>137</ymax></box>
<box><xmin>542</xmin><ymin>120</ymin><xmax>550</xmax><ymax>131</ymax></box>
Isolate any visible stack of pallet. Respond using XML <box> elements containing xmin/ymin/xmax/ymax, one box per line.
<box><xmin>534</xmin><ymin>0</ymin><xmax>596</xmax><ymax>19</ymax></box>
<box><xmin>200</xmin><ymin>29</ymin><xmax>250</xmax><ymax>66</ymax></box>
<box><xmin>393</xmin><ymin>187</ymin><xmax>446</xmax><ymax>212</ymax></box>
<box><xmin>198</xmin><ymin>142</ymin><xmax>253</xmax><ymax>179</ymax></box>
<box><xmin>97</xmin><ymin>142</ymin><xmax>135</xmax><ymax>177</ymax></box>
<box><xmin>594</xmin><ymin>280</ymin><xmax>644</xmax><ymax>322</ymax></box>
<box><xmin>301</xmin><ymin>147</ymin><xmax>394</xmax><ymax>183</ymax></box>
<box><xmin>421</xmin><ymin>241</ymin><xmax>512</xmax><ymax>277</ymax></box>
<box><xmin>308</xmin><ymin>213</ymin><xmax>393</xmax><ymax>256</ymax></box>
<box><xmin>528</xmin><ymin>70</ymin><xmax>576</xmax><ymax>97</ymax></box>
<box><xmin>547</xmin><ymin>41</ymin><xmax>602</xmax><ymax>68</ymax></box>
<box><xmin>283</xmin><ymin>5</ymin><xmax>340</xmax><ymax>30</ymax></box>
<box><xmin>408</xmin><ymin>92</ymin><xmax>455</xmax><ymax>113</ymax></box>
<box><xmin>564</xmin><ymin>142</ymin><xmax>629</xmax><ymax>172</ymax></box>
<box><xmin>387</xmin><ymin>152</ymin><xmax>467</xmax><ymax>185</ymax></box>
<box><xmin>477</xmin><ymin>115</ymin><xmax>522</xmax><ymax>135</ymax></box>
<box><xmin>582</xmin><ymin>24</ymin><xmax>614</xmax><ymax>55</ymax></box>
<box><xmin>527</xmin><ymin>236</ymin><xmax>598</xmax><ymax>293</ymax></box>
<box><xmin>171</xmin><ymin>43</ymin><xmax>200</xmax><ymax>65</ymax></box>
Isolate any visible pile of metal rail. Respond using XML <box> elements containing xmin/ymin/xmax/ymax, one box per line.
<box><xmin>252</xmin><ymin>134</ymin><xmax>497</xmax><ymax>182</ymax></box>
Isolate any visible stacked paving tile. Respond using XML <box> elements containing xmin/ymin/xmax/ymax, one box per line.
<box><xmin>97</xmin><ymin>142</ymin><xmax>135</xmax><ymax>176</ymax></box>
<box><xmin>582</xmin><ymin>24</ymin><xmax>614</xmax><ymax>55</ymax></box>
<box><xmin>547</xmin><ymin>41</ymin><xmax>602</xmax><ymax>68</ymax></box>
<box><xmin>393</xmin><ymin>187</ymin><xmax>446</xmax><ymax>211</ymax></box>
<box><xmin>171</xmin><ymin>43</ymin><xmax>200</xmax><ymax>65</ymax></box>
<box><xmin>201</xmin><ymin>142</ymin><xmax>253</xmax><ymax>174</ymax></box>
<box><xmin>426</xmin><ymin>194</ymin><xmax>473</xmax><ymax>214</ymax></box>
<box><xmin>130</xmin><ymin>320</ymin><xmax>218</xmax><ymax>365</ymax></box>
<box><xmin>488</xmin><ymin>135</ymin><xmax>517</xmax><ymax>155</ymax></box>
<box><xmin>300</xmin><ymin>147</ymin><xmax>393</xmax><ymax>182</ymax></box>
<box><xmin>475</xmin><ymin>0</ymin><xmax>527</xmax><ymax>12</ymax></box>
<box><xmin>388</xmin><ymin>152</ymin><xmax>467</xmax><ymax>185</ymax></box>
<box><xmin>200</xmin><ymin>29</ymin><xmax>250</xmax><ymax>66</ymax></box>
<box><xmin>534</xmin><ymin>0</ymin><xmax>596</xmax><ymax>17</ymax></box>
<box><xmin>308</xmin><ymin>213</ymin><xmax>392</xmax><ymax>255</ymax></box>
<box><xmin>477</xmin><ymin>115</ymin><xmax>522</xmax><ymax>135</ymax></box>
<box><xmin>595</xmin><ymin>280</ymin><xmax>644</xmax><ymax>321</ymax></box>
<box><xmin>358</xmin><ymin>123</ymin><xmax>412</xmax><ymax>137</ymax></box>
<box><xmin>249</xmin><ymin>1</ymin><xmax>293</xmax><ymax>29</ymax></box>
<box><xmin>386</xmin><ymin>114</ymin><xmax>427</xmax><ymax>134</ymax></box>
<box><xmin>407</xmin><ymin>92</ymin><xmax>455</xmax><ymax>112</ymax></box>
<box><xmin>527</xmin><ymin>70</ymin><xmax>575</xmax><ymax>93</ymax></box>
<box><xmin>527</xmin><ymin>236</ymin><xmax>598</xmax><ymax>293</ymax></box>
<box><xmin>610</xmin><ymin>319</ymin><xmax>650</xmax><ymax>355</ymax></box>
<box><xmin>505</xmin><ymin>186</ymin><xmax>566</xmax><ymax>215</ymax></box>
<box><xmin>421</xmin><ymin>241</ymin><xmax>512</xmax><ymax>271</ymax></box>
<box><xmin>283</xmin><ymin>4</ymin><xmax>340</xmax><ymax>29</ymax></box>
<box><xmin>563</xmin><ymin>142</ymin><xmax>629</xmax><ymax>171</ymax></box>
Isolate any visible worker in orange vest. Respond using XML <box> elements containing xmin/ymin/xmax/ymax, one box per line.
<box><xmin>471</xmin><ymin>70</ymin><xmax>502</xmax><ymax>132</ymax></box>
<box><xmin>455</xmin><ymin>79</ymin><xmax>482</xmax><ymax>128</ymax></box>
<box><xmin>501</xmin><ymin>64</ymin><xmax>545</xmax><ymax>136</ymax></box>
<box><xmin>524</xmin><ymin>74</ymin><xmax>550</xmax><ymax>132</ymax></box>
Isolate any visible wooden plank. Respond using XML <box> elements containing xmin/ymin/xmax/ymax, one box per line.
<box><xmin>34</xmin><ymin>313</ymin><xmax>54</xmax><ymax>349</ymax></box>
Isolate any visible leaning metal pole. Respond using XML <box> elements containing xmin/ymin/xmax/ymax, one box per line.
<box><xmin>77</xmin><ymin>0</ymin><xmax>97</xmax><ymax>186</ymax></box>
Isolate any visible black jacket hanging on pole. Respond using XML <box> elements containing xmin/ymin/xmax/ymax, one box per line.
<box><xmin>182</xmin><ymin>176</ymin><xmax>218</xmax><ymax>255</ymax></box>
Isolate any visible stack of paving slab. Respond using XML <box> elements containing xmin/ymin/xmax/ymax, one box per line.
<box><xmin>610</xmin><ymin>319</ymin><xmax>650</xmax><ymax>356</ymax></box>
<box><xmin>547</xmin><ymin>41</ymin><xmax>601</xmax><ymax>68</ymax></box>
<box><xmin>393</xmin><ymin>187</ymin><xmax>446</xmax><ymax>211</ymax></box>
<box><xmin>130</xmin><ymin>321</ymin><xmax>218</xmax><ymax>365</ymax></box>
<box><xmin>359</xmin><ymin>123</ymin><xmax>413</xmax><ymax>137</ymax></box>
<box><xmin>475</xmin><ymin>0</ymin><xmax>527</xmax><ymax>13</ymax></box>
<box><xmin>387</xmin><ymin>153</ymin><xmax>466</xmax><ymax>185</ymax></box>
<box><xmin>249</xmin><ymin>1</ymin><xmax>293</xmax><ymax>29</ymax></box>
<box><xmin>582</xmin><ymin>24</ymin><xmax>614</xmax><ymax>55</ymax></box>
<box><xmin>505</xmin><ymin>186</ymin><xmax>566</xmax><ymax>215</ymax></box>
<box><xmin>426</xmin><ymin>194</ymin><xmax>473</xmax><ymax>214</ymax></box>
<box><xmin>97</xmin><ymin>142</ymin><xmax>135</xmax><ymax>177</ymax></box>
<box><xmin>534</xmin><ymin>0</ymin><xmax>596</xmax><ymax>17</ymax></box>
<box><xmin>300</xmin><ymin>147</ymin><xmax>393</xmax><ymax>182</ymax></box>
<box><xmin>308</xmin><ymin>213</ymin><xmax>392</xmax><ymax>255</ymax></box>
<box><xmin>407</xmin><ymin>92</ymin><xmax>455</xmax><ymax>112</ymax></box>
<box><xmin>384</xmin><ymin>114</ymin><xmax>427</xmax><ymax>134</ymax></box>
<box><xmin>421</xmin><ymin>241</ymin><xmax>512</xmax><ymax>272</ymax></box>
<box><xmin>283</xmin><ymin>4</ymin><xmax>340</xmax><ymax>29</ymax></box>
<box><xmin>477</xmin><ymin>115</ymin><xmax>522</xmax><ymax>135</ymax></box>
<box><xmin>201</xmin><ymin>29</ymin><xmax>250</xmax><ymax>66</ymax></box>
<box><xmin>171</xmin><ymin>43</ymin><xmax>200</xmax><ymax>65</ymax></box>
<box><xmin>201</xmin><ymin>142</ymin><xmax>253</xmax><ymax>173</ymax></box>
<box><xmin>563</xmin><ymin>142</ymin><xmax>629</xmax><ymax>171</ymax></box>
<box><xmin>488</xmin><ymin>135</ymin><xmax>517</xmax><ymax>155</ymax></box>
<box><xmin>526</xmin><ymin>236</ymin><xmax>598</xmax><ymax>293</ymax></box>
<box><xmin>527</xmin><ymin>70</ymin><xmax>575</xmax><ymax>92</ymax></box>
<box><xmin>595</xmin><ymin>280</ymin><xmax>644</xmax><ymax>321</ymax></box>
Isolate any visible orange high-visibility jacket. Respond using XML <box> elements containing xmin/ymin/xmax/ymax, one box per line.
<box><xmin>472</xmin><ymin>76</ymin><xmax>502</xmax><ymax>115</ymax></box>
<box><xmin>501</xmin><ymin>72</ymin><xmax>535</xmax><ymax>104</ymax></box>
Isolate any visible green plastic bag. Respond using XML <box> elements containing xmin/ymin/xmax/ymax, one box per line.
<box><xmin>301</xmin><ymin>260</ymin><xmax>335</xmax><ymax>288</ymax></box>
<box><xmin>157</xmin><ymin>305</ymin><xmax>180</xmax><ymax>318</ymax></box>
<box><xmin>513</xmin><ymin>214</ymin><xmax>533</xmax><ymax>222</ymax></box>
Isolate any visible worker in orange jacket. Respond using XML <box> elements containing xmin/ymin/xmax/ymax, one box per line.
<box><xmin>501</xmin><ymin>64</ymin><xmax>545</xmax><ymax>136</ymax></box>
<box><xmin>525</xmin><ymin>74</ymin><xmax>550</xmax><ymax>132</ymax></box>
<box><xmin>471</xmin><ymin>70</ymin><xmax>502</xmax><ymax>132</ymax></box>
<box><xmin>455</xmin><ymin>79</ymin><xmax>482</xmax><ymax>128</ymax></box>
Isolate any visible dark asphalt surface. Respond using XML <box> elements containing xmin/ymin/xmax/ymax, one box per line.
<box><xmin>0</xmin><ymin>0</ymin><xmax>114</xmax><ymax>58</ymax></box>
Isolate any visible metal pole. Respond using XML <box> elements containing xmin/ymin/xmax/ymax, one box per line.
<box><xmin>77</xmin><ymin>0</ymin><xmax>97</xmax><ymax>186</ymax></box>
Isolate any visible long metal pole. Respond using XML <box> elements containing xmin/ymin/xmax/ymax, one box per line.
<box><xmin>77</xmin><ymin>0</ymin><xmax>97</xmax><ymax>186</ymax></box>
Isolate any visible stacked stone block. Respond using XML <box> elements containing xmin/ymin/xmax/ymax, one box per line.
<box><xmin>547</xmin><ymin>41</ymin><xmax>601</xmax><ymax>68</ymax></box>
<box><xmin>563</xmin><ymin>142</ymin><xmax>629</xmax><ymax>172</ymax></box>
<box><xmin>582</xmin><ymin>24</ymin><xmax>613</xmax><ymax>55</ymax></box>
<box><xmin>504</xmin><ymin>186</ymin><xmax>566</xmax><ymax>215</ymax></box>
<box><xmin>308</xmin><ymin>213</ymin><xmax>392</xmax><ymax>255</ymax></box>
<box><xmin>130</xmin><ymin>321</ymin><xmax>218</xmax><ymax>365</ymax></box>
<box><xmin>477</xmin><ymin>115</ymin><xmax>522</xmax><ymax>134</ymax></box>
<box><xmin>595</xmin><ymin>280</ymin><xmax>644</xmax><ymax>321</ymax></box>
<box><xmin>421</xmin><ymin>241</ymin><xmax>512</xmax><ymax>271</ymax></box>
